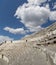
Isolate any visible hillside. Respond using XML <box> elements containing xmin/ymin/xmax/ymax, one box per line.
<box><xmin>0</xmin><ymin>22</ymin><xmax>56</xmax><ymax>65</ymax></box>
<box><xmin>23</xmin><ymin>22</ymin><xmax>56</xmax><ymax>39</ymax></box>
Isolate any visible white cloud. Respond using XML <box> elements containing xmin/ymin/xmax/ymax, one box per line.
<box><xmin>50</xmin><ymin>11</ymin><xmax>56</xmax><ymax>21</ymax></box>
<box><xmin>4</xmin><ymin>27</ymin><xmax>27</xmax><ymax>34</ymax></box>
<box><xmin>54</xmin><ymin>5</ymin><xmax>56</xmax><ymax>9</ymax></box>
<box><xmin>24</xmin><ymin>34</ymin><xmax>30</xmax><ymax>37</ymax></box>
<box><xmin>53</xmin><ymin>3</ymin><xmax>56</xmax><ymax>9</ymax></box>
<box><xmin>45</xmin><ymin>4</ymin><xmax>49</xmax><ymax>9</ymax></box>
<box><xmin>27</xmin><ymin>0</ymin><xmax>46</xmax><ymax>5</ymax></box>
<box><xmin>14</xmin><ymin>3</ymin><xmax>50</xmax><ymax>32</ymax></box>
<box><xmin>0</xmin><ymin>35</ymin><xmax>14</xmax><ymax>43</ymax></box>
<box><xmin>28</xmin><ymin>26</ymin><xmax>44</xmax><ymax>32</ymax></box>
<box><xmin>14</xmin><ymin>0</ymin><xmax>56</xmax><ymax>32</ymax></box>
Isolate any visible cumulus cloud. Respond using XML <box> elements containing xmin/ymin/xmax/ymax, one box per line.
<box><xmin>4</xmin><ymin>27</ymin><xmax>27</xmax><ymax>34</ymax></box>
<box><xmin>14</xmin><ymin>2</ymin><xmax>50</xmax><ymax>32</ymax></box>
<box><xmin>0</xmin><ymin>35</ymin><xmax>14</xmax><ymax>43</ymax></box>
<box><xmin>14</xmin><ymin>0</ymin><xmax>56</xmax><ymax>32</ymax></box>
<box><xmin>53</xmin><ymin>5</ymin><xmax>56</xmax><ymax>9</ymax></box>
<box><xmin>28</xmin><ymin>26</ymin><xmax>44</xmax><ymax>32</ymax></box>
<box><xmin>45</xmin><ymin>4</ymin><xmax>50</xmax><ymax>9</ymax></box>
<box><xmin>27</xmin><ymin>0</ymin><xmax>46</xmax><ymax>5</ymax></box>
<box><xmin>50</xmin><ymin>11</ymin><xmax>56</xmax><ymax>21</ymax></box>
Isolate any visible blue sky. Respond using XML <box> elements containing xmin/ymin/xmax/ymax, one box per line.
<box><xmin>0</xmin><ymin>0</ymin><xmax>56</xmax><ymax>42</ymax></box>
<box><xmin>0</xmin><ymin>0</ymin><xmax>27</xmax><ymax>40</ymax></box>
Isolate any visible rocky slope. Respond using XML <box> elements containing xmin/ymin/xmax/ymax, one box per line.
<box><xmin>23</xmin><ymin>22</ymin><xmax>56</xmax><ymax>39</ymax></box>
<box><xmin>0</xmin><ymin>22</ymin><xmax>56</xmax><ymax>65</ymax></box>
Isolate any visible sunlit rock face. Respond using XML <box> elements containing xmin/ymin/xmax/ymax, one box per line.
<box><xmin>0</xmin><ymin>42</ymin><xmax>47</xmax><ymax>65</ymax></box>
<box><xmin>0</xmin><ymin>22</ymin><xmax>56</xmax><ymax>65</ymax></box>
